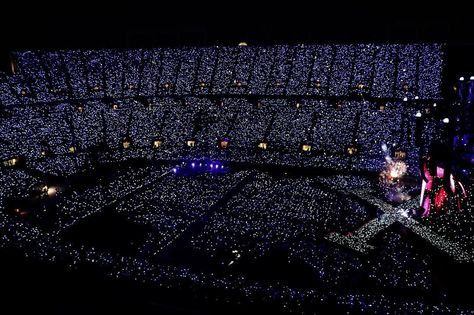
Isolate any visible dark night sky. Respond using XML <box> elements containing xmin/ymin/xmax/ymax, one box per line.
<box><xmin>0</xmin><ymin>2</ymin><xmax>472</xmax><ymax>51</ymax></box>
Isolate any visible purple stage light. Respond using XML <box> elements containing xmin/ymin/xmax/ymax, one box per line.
<box><xmin>191</xmin><ymin>163</ymin><xmax>195</xmax><ymax>168</ymax></box>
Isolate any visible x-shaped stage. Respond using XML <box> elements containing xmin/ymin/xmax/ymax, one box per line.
<box><xmin>325</xmin><ymin>189</ymin><xmax>473</xmax><ymax>263</ymax></box>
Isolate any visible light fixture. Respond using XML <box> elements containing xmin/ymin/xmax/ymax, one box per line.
<box><xmin>258</xmin><ymin>141</ymin><xmax>268</xmax><ymax>150</ymax></box>
<box><xmin>460</xmin><ymin>77</ymin><xmax>465</xmax><ymax>81</ymax></box>
<box><xmin>3</xmin><ymin>158</ymin><xmax>19</xmax><ymax>167</ymax></box>
<box><xmin>301</xmin><ymin>143</ymin><xmax>312</xmax><ymax>152</ymax></box>
<box><xmin>47</xmin><ymin>187</ymin><xmax>57</xmax><ymax>196</ymax></box>
<box><xmin>442</xmin><ymin>117</ymin><xmax>450</xmax><ymax>124</ymax></box>
<box><xmin>152</xmin><ymin>139</ymin><xmax>162</xmax><ymax>149</ymax></box>
<box><xmin>122</xmin><ymin>138</ymin><xmax>131</xmax><ymax>149</ymax></box>
<box><xmin>415</xmin><ymin>111</ymin><xmax>422</xmax><ymax>118</ymax></box>
<box><xmin>394</xmin><ymin>148</ymin><xmax>406</xmax><ymax>160</ymax></box>
<box><xmin>346</xmin><ymin>145</ymin><xmax>358</xmax><ymax>156</ymax></box>
<box><xmin>186</xmin><ymin>139</ymin><xmax>196</xmax><ymax>148</ymax></box>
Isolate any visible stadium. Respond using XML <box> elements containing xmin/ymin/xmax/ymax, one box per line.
<box><xmin>0</xmin><ymin>6</ymin><xmax>473</xmax><ymax>314</ymax></box>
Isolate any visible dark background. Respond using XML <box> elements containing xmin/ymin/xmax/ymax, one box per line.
<box><xmin>0</xmin><ymin>2</ymin><xmax>473</xmax><ymax>50</ymax></box>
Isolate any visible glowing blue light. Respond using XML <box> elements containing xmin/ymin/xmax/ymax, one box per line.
<box><xmin>191</xmin><ymin>163</ymin><xmax>195</xmax><ymax>168</ymax></box>
<box><xmin>172</xmin><ymin>168</ymin><xmax>177</xmax><ymax>173</ymax></box>
<box><xmin>210</xmin><ymin>164</ymin><xmax>214</xmax><ymax>168</ymax></box>
<box><xmin>221</xmin><ymin>165</ymin><xmax>224</xmax><ymax>169</ymax></box>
